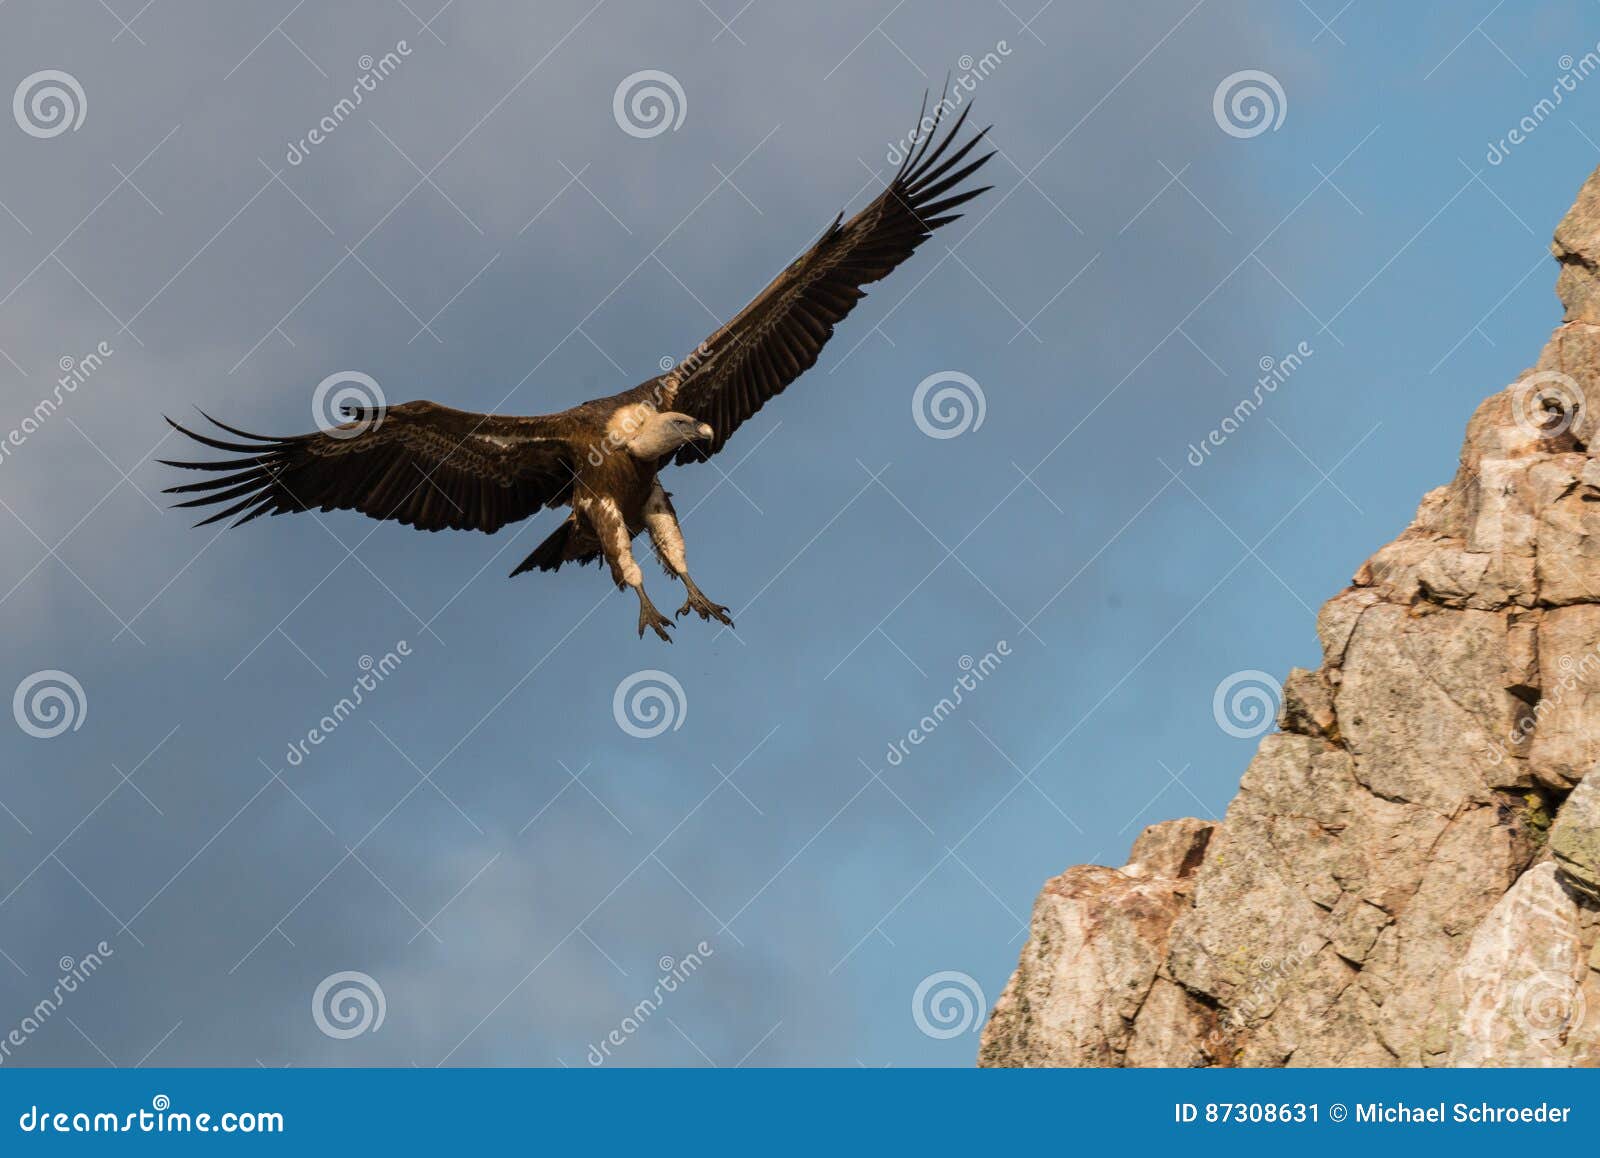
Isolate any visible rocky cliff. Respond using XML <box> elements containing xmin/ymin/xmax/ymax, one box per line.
<box><xmin>978</xmin><ymin>167</ymin><xmax>1600</xmax><ymax>1068</ymax></box>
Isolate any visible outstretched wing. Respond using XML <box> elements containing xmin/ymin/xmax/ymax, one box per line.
<box><xmin>664</xmin><ymin>97</ymin><xmax>994</xmax><ymax>464</ymax></box>
<box><xmin>162</xmin><ymin>401</ymin><xmax>578</xmax><ymax>533</ymax></box>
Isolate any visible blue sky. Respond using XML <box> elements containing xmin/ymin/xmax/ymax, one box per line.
<box><xmin>0</xmin><ymin>0</ymin><xmax>1595</xmax><ymax>1065</ymax></box>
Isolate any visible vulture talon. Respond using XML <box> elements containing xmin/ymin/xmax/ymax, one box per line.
<box><xmin>637</xmin><ymin>593</ymin><xmax>675</xmax><ymax>643</ymax></box>
<box><xmin>678</xmin><ymin>585</ymin><xmax>734</xmax><ymax>628</ymax></box>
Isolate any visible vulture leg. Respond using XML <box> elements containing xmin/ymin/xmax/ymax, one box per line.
<box><xmin>644</xmin><ymin>485</ymin><xmax>734</xmax><ymax>628</ymax></box>
<box><xmin>582</xmin><ymin>495</ymin><xmax>673</xmax><ymax>642</ymax></box>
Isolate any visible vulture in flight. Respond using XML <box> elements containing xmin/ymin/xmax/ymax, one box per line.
<box><xmin>165</xmin><ymin>99</ymin><xmax>994</xmax><ymax>640</ymax></box>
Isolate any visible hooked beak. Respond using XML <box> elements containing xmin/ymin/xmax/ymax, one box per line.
<box><xmin>695</xmin><ymin>423</ymin><xmax>714</xmax><ymax>441</ymax></box>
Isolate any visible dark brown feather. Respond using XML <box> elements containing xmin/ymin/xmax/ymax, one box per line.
<box><xmin>161</xmin><ymin>402</ymin><xmax>580</xmax><ymax>533</ymax></box>
<box><xmin>665</xmin><ymin>96</ymin><xmax>995</xmax><ymax>463</ymax></box>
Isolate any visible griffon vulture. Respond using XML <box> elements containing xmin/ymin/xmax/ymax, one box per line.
<box><xmin>164</xmin><ymin>100</ymin><xmax>994</xmax><ymax>640</ymax></box>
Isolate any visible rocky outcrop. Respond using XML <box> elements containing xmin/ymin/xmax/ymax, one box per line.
<box><xmin>979</xmin><ymin>165</ymin><xmax>1600</xmax><ymax>1069</ymax></box>
<box><xmin>977</xmin><ymin>819</ymin><xmax>1220</xmax><ymax>1067</ymax></box>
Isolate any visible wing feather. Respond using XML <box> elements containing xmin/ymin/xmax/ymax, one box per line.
<box><xmin>161</xmin><ymin>401</ymin><xmax>578</xmax><ymax>533</ymax></box>
<box><xmin>665</xmin><ymin>94</ymin><xmax>995</xmax><ymax>463</ymax></box>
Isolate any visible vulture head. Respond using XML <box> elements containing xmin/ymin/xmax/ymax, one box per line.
<box><xmin>625</xmin><ymin>411</ymin><xmax>715</xmax><ymax>459</ymax></box>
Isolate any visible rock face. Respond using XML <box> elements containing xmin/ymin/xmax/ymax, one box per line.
<box><xmin>979</xmin><ymin>167</ymin><xmax>1600</xmax><ymax>1069</ymax></box>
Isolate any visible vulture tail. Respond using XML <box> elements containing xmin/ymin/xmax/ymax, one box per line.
<box><xmin>511</xmin><ymin>521</ymin><xmax>600</xmax><ymax>576</ymax></box>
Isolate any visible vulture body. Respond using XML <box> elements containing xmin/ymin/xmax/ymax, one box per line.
<box><xmin>165</xmin><ymin>100</ymin><xmax>994</xmax><ymax>640</ymax></box>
